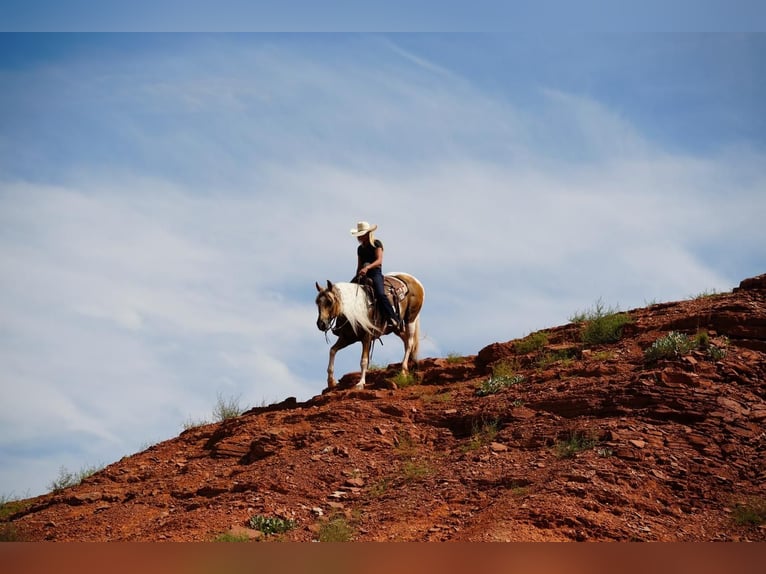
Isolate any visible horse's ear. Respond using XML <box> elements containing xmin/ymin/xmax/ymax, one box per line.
<box><xmin>326</xmin><ymin>280</ymin><xmax>333</xmax><ymax>290</ymax></box>
<box><xmin>315</xmin><ymin>282</ymin><xmax>322</xmax><ymax>293</ymax></box>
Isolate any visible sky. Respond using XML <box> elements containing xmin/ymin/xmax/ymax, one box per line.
<box><xmin>1</xmin><ymin>22</ymin><xmax>765</xmax><ymax>497</ymax></box>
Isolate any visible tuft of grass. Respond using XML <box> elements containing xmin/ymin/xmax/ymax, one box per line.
<box><xmin>445</xmin><ymin>353</ymin><xmax>464</xmax><ymax>364</ymax></box>
<box><xmin>553</xmin><ymin>432</ymin><xmax>598</xmax><ymax>459</ymax></box>
<box><xmin>708</xmin><ymin>344</ymin><xmax>727</xmax><ymax>361</ymax></box>
<box><xmin>248</xmin><ymin>514</ymin><xmax>296</xmax><ymax>536</ymax></box>
<box><xmin>492</xmin><ymin>359</ymin><xmax>518</xmax><ymax>379</ymax></box>
<box><xmin>391</xmin><ymin>371</ymin><xmax>417</xmax><ymax>388</ymax></box>
<box><xmin>182</xmin><ymin>417</ymin><xmax>210</xmax><ymax>430</ymax></box>
<box><xmin>690</xmin><ymin>289</ymin><xmax>722</xmax><ymax>300</ymax></box>
<box><xmin>214</xmin><ymin>532</ymin><xmax>251</xmax><ymax>542</ymax></box>
<box><xmin>535</xmin><ymin>348</ymin><xmax>577</xmax><ymax>370</ymax></box>
<box><xmin>0</xmin><ymin>523</ymin><xmax>22</xmax><ymax>542</ymax></box>
<box><xmin>592</xmin><ymin>350</ymin><xmax>615</xmax><ymax>361</ymax></box>
<box><xmin>476</xmin><ymin>373</ymin><xmax>525</xmax><ymax>397</ymax></box>
<box><xmin>574</xmin><ymin>299</ymin><xmax>632</xmax><ymax>346</ymax></box>
<box><xmin>462</xmin><ymin>418</ymin><xmax>500</xmax><ymax>452</ymax></box>
<box><xmin>421</xmin><ymin>390</ymin><xmax>453</xmax><ymax>404</ymax></box>
<box><xmin>731</xmin><ymin>497</ymin><xmax>766</xmax><ymax>526</ymax></box>
<box><xmin>48</xmin><ymin>463</ymin><xmax>104</xmax><ymax>493</ymax></box>
<box><xmin>401</xmin><ymin>460</ymin><xmax>433</xmax><ymax>482</ymax></box>
<box><xmin>317</xmin><ymin>514</ymin><xmax>355</xmax><ymax>542</ymax></box>
<box><xmin>514</xmin><ymin>331</ymin><xmax>549</xmax><ymax>354</ymax></box>
<box><xmin>0</xmin><ymin>494</ymin><xmax>29</xmax><ymax>542</ymax></box>
<box><xmin>369</xmin><ymin>478</ymin><xmax>391</xmax><ymax>498</ymax></box>
<box><xmin>213</xmin><ymin>392</ymin><xmax>245</xmax><ymax>422</ymax></box>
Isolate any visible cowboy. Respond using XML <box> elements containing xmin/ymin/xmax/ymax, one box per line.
<box><xmin>350</xmin><ymin>221</ymin><xmax>401</xmax><ymax>332</ymax></box>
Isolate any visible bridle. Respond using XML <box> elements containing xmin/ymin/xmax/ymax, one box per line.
<box><xmin>318</xmin><ymin>289</ymin><xmax>348</xmax><ymax>341</ymax></box>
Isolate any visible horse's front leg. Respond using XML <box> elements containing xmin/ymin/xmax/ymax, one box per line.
<box><xmin>327</xmin><ymin>336</ymin><xmax>353</xmax><ymax>390</ymax></box>
<box><xmin>356</xmin><ymin>337</ymin><xmax>373</xmax><ymax>389</ymax></box>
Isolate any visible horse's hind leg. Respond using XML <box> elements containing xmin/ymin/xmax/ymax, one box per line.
<box><xmin>399</xmin><ymin>321</ymin><xmax>415</xmax><ymax>376</ymax></box>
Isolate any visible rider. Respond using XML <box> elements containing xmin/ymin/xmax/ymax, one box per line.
<box><xmin>350</xmin><ymin>221</ymin><xmax>401</xmax><ymax>332</ymax></box>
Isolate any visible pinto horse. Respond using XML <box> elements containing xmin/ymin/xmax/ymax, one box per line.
<box><xmin>315</xmin><ymin>273</ymin><xmax>425</xmax><ymax>390</ymax></box>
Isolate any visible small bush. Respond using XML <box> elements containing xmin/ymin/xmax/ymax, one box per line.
<box><xmin>391</xmin><ymin>371</ymin><xmax>417</xmax><ymax>388</ymax></box>
<box><xmin>476</xmin><ymin>374</ymin><xmax>525</xmax><ymax>397</ymax></box>
<box><xmin>732</xmin><ymin>497</ymin><xmax>766</xmax><ymax>526</ymax></box>
<box><xmin>708</xmin><ymin>344</ymin><xmax>727</xmax><ymax>361</ymax></box>
<box><xmin>318</xmin><ymin>515</ymin><xmax>355</xmax><ymax>542</ymax></box>
<box><xmin>535</xmin><ymin>348</ymin><xmax>577</xmax><ymax>370</ymax></box>
<box><xmin>182</xmin><ymin>417</ymin><xmax>210</xmax><ymax>430</ymax></box>
<box><xmin>515</xmin><ymin>331</ymin><xmax>549</xmax><ymax>354</ymax></box>
<box><xmin>491</xmin><ymin>359</ymin><xmax>518</xmax><ymax>378</ymax></box>
<box><xmin>462</xmin><ymin>418</ymin><xmax>500</xmax><ymax>452</ymax></box>
<box><xmin>577</xmin><ymin>299</ymin><xmax>632</xmax><ymax>345</ymax></box>
<box><xmin>48</xmin><ymin>464</ymin><xmax>103</xmax><ymax>493</ymax></box>
<box><xmin>445</xmin><ymin>353</ymin><xmax>464</xmax><ymax>364</ymax></box>
<box><xmin>401</xmin><ymin>460</ymin><xmax>433</xmax><ymax>482</ymax></box>
<box><xmin>554</xmin><ymin>432</ymin><xmax>597</xmax><ymax>459</ymax></box>
<box><xmin>644</xmin><ymin>331</ymin><xmax>695</xmax><ymax>361</ymax></box>
<box><xmin>592</xmin><ymin>350</ymin><xmax>615</xmax><ymax>361</ymax></box>
<box><xmin>0</xmin><ymin>523</ymin><xmax>22</xmax><ymax>542</ymax></box>
<box><xmin>248</xmin><ymin>514</ymin><xmax>296</xmax><ymax>536</ymax></box>
<box><xmin>0</xmin><ymin>495</ymin><xmax>29</xmax><ymax>542</ymax></box>
<box><xmin>213</xmin><ymin>392</ymin><xmax>245</xmax><ymax>421</ymax></box>
<box><xmin>690</xmin><ymin>289</ymin><xmax>722</xmax><ymax>300</ymax></box>
<box><xmin>214</xmin><ymin>532</ymin><xmax>251</xmax><ymax>542</ymax></box>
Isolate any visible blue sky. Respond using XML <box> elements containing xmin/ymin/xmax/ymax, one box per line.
<box><xmin>1</xmin><ymin>29</ymin><xmax>765</xmax><ymax>497</ymax></box>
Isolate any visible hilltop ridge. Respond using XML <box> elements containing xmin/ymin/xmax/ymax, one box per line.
<box><xmin>4</xmin><ymin>274</ymin><xmax>765</xmax><ymax>541</ymax></box>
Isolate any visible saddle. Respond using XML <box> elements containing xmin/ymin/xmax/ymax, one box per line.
<box><xmin>356</xmin><ymin>275</ymin><xmax>408</xmax><ymax>321</ymax></box>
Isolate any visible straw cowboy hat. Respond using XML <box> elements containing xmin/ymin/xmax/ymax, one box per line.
<box><xmin>350</xmin><ymin>221</ymin><xmax>378</xmax><ymax>236</ymax></box>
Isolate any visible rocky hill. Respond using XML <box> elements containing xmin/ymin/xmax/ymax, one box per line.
<box><xmin>4</xmin><ymin>275</ymin><xmax>766</xmax><ymax>542</ymax></box>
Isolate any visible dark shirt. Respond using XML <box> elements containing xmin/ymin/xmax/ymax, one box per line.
<box><xmin>357</xmin><ymin>239</ymin><xmax>384</xmax><ymax>268</ymax></box>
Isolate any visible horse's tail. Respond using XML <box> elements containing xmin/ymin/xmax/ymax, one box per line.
<box><xmin>411</xmin><ymin>316</ymin><xmax>420</xmax><ymax>363</ymax></box>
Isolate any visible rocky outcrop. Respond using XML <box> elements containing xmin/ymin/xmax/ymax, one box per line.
<box><xmin>6</xmin><ymin>273</ymin><xmax>766</xmax><ymax>542</ymax></box>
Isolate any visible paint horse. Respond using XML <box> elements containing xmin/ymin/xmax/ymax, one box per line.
<box><xmin>315</xmin><ymin>273</ymin><xmax>425</xmax><ymax>390</ymax></box>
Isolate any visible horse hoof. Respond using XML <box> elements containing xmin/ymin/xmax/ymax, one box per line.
<box><xmin>354</xmin><ymin>382</ymin><xmax>365</xmax><ymax>390</ymax></box>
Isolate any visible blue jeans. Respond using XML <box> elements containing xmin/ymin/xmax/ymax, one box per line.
<box><xmin>368</xmin><ymin>270</ymin><xmax>399</xmax><ymax>323</ymax></box>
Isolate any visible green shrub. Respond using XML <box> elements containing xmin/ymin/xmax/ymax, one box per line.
<box><xmin>644</xmin><ymin>331</ymin><xmax>695</xmax><ymax>361</ymax></box>
<box><xmin>213</xmin><ymin>392</ymin><xmax>245</xmax><ymax>421</ymax></box>
<box><xmin>318</xmin><ymin>515</ymin><xmax>355</xmax><ymax>542</ymax></box>
<box><xmin>445</xmin><ymin>353</ymin><xmax>464</xmax><ymax>364</ymax></box>
<box><xmin>575</xmin><ymin>299</ymin><xmax>632</xmax><ymax>345</ymax></box>
<box><xmin>535</xmin><ymin>348</ymin><xmax>577</xmax><ymax>369</ymax></box>
<box><xmin>248</xmin><ymin>514</ymin><xmax>296</xmax><ymax>536</ymax></box>
<box><xmin>0</xmin><ymin>495</ymin><xmax>29</xmax><ymax>542</ymax></box>
<box><xmin>401</xmin><ymin>460</ymin><xmax>433</xmax><ymax>482</ymax></box>
<box><xmin>48</xmin><ymin>464</ymin><xmax>103</xmax><ymax>493</ymax></box>
<box><xmin>476</xmin><ymin>373</ymin><xmax>526</xmax><ymax>397</ymax></box>
<box><xmin>462</xmin><ymin>418</ymin><xmax>500</xmax><ymax>452</ymax></box>
<box><xmin>732</xmin><ymin>497</ymin><xmax>766</xmax><ymax>526</ymax></box>
<box><xmin>391</xmin><ymin>371</ymin><xmax>417</xmax><ymax>388</ymax></box>
<box><xmin>515</xmin><ymin>331</ymin><xmax>549</xmax><ymax>354</ymax></box>
<box><xmin>553</xmin><ymin>432</ymin><xmax>598</xmax><ymax>459</ymax></box>
<box><xmin>491</xmin><ymin>359</ymin><xmax>518</xmax><ymax>378</ymax></box>
<box><xmin>214</xmin><ymin>532</ymin><xmax>251</xmax><ymax>542</ymax></box>
<box><xmin>708</xmin><ymin>345</ymin><xmax>727</xmax><ymax>361</ymax></box>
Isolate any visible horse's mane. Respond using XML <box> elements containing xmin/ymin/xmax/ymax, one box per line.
<box><xmin>335</xmin><ymin>282</ymin><xmax>377</xmax><ymax>335</ymax></box>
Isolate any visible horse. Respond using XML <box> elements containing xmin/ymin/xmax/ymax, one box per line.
<box><xmin>315</xmin><ymin>272</ymin><xmax>425</xmax><ymax>390</ymax></box>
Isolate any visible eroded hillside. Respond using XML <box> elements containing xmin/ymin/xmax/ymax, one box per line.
<box><xmin>4</xmin><ymin>275</ymin><xmax>765</xmax><ymax>541</ymax></box>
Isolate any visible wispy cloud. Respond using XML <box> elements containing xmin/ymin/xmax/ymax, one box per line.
<box><xmin>1</xmin><ymin>34</ymin><xmax>763</xmax><ymax>496</ymax></box>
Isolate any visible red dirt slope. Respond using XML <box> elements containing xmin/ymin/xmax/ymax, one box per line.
<box><xmin>4</xmin><ymin>274</ymin><xmax>765</xmax><ymax>541</ymax></box>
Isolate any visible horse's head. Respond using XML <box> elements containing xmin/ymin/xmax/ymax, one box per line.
<box><xmin>315</xmin><ymin>280</ymin><xmax>341</xmax><ymax>332</ymax></box>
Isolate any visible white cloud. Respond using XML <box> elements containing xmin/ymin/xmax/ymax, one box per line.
<box><xmin>1</xmin><ymin>35</ymin><xmax>764</xmax><ymax>497</ymax></box>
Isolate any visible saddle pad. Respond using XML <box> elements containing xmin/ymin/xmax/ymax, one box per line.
<box><xmin>384</xmin><ymin>275</ymin><xmax>408</xmax><ymax>301</ymax></box>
